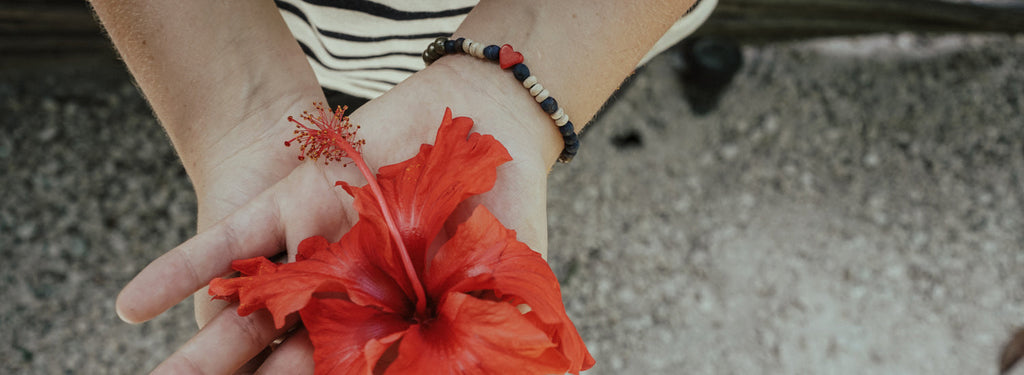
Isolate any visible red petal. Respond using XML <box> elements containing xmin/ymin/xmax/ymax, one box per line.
<box><xmin>209</xmin><ymin>257</ymin><xmax>280</xmax><ymax>304</ymax></box>
<box><xmin>311</xmin><ymin>226</ymin><xmax>412</xmax><ymax>314</ymax></box>
<box><xmin>383</xmin><ymin>292</ymin><xmax>568</xmax><ymax>375</ymax></box>
<box><xmin>209</xmin><ymin>233</ymin><xmax>411</xmax><ymax>329</ymax></box>
<box><xmin>296</xmin><ymin>234</ymin><xmax>329</xmax><ymax>261</ymax></box>
<box><xmin>232</xmin><ymin>256</ymin><xmax>280</xmax><ymax>276</ymax></box>
<box><xmin>330</xmin><ymin>108</ymin><xmax>512</xmax><ymax>316</ymax></box>
<box><xmin>300</xmin><ymin>298</ymin><xmax>409</xmax><ymax>375</ymax></box>
<box><xmin>424</xmin><ymin>206</ymin><xmax>514</xmax><ymax>300</ymax></box>
<box><xmin>209</xmin><ymin>256</ymin><xmax>345</xmax><ymax>328</ymax></box>
<box><xmin>373</xmin><ymin>108</ymin><xmax>512</xmax><ymax>273</ymax></box>
<box><xmin>336</xmin><ymin>181</ymin><xmax>418</xmax><ymax>305</ymax></box>
<box><xmin>425</xmin><ymin>206</ymin><xmax>594</xmax><ymax>373</ymax></box>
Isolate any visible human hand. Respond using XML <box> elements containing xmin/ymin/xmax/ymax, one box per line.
<box><xmin>101</xmin><ymin>0</ymin><xmax>693</xmax><ymax>369</ymax></box>
<box><xmin>116</xmin><ymin>54</ymin><xmax>561</xmax><ymax>374</ymax></box>
<box><xmin>90</xmin><ymin>0</ymin><xmax>687</xmax><ymax>371</ymax></box>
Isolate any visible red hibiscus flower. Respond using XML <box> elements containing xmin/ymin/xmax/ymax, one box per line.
<box><xmin>209</xmin><ymin>105</ymin><xmax>594</xmax><ymax>374</ymax></box>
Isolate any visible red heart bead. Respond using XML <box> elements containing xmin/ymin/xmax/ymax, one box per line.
<box><xmin>499</xmin><ymin>44</ymin><xmax>524</xmax><ymax>69</ymax></box>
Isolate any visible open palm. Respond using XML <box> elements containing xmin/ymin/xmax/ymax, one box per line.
<box><xmin>116</xmin><ymin>69</ymin><xmax>556</xmax><ymax>373</ymax></box>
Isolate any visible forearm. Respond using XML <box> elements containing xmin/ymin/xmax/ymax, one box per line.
<box><xmin>89</xmin><ymin>0</ymin><xmax>323</xmax><ymax>180</ymax></box>
<box><xmin>386</xmin><ymin>1</ymin><xmax>694</xmax><ymax>168</ymax></box>
<box><xmin>456</xmin><ymin>1</ymin><xmax>695</xmax><ymax>132</ymax></box>
<box><xmin>348</xmin><ymin>1</ymin><xmax>696</xmax><ymax>238</ymax></box>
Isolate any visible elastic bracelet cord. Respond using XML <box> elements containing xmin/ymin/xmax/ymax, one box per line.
<box><xmin>423</xmin><ymin>37</ymin><xmax>580</xmax><ymax>163</ymax></box>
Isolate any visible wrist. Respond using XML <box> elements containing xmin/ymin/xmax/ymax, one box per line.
<box><xmin>187</xmin><ymin>88</ymin><xmax>326</xmax><ymax>228</ymax></box>
<box><xmin>350</xmin><ymin>53</ymin><xmax>564</xmax><ymax>172</ymax></box>
<box><xmin>343</xmin><ymin>56</ymin><xmax>556</xmax><ymax>253</ymax></box>
<box><xmin>433</xmin><ymin>54</ymin><xmax>565</xmax><ymax>168</ymax></box>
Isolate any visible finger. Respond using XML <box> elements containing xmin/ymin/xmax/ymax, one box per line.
<box><xmin>235</xmin><ymin>346</ymin><xmax>272</xmax><ymax>375</ymax></box>
<box><xmin>277</xmin><ymin>166</ymin><xmax>358</xmax><ymax>260</ymax></box>
<box><xmin>255</xmin><ymin>328</ymin><xmax>314</xmax><ymax>375</ymax></box>
<box><xmin>195</xmin><ymin>286</ymin><xmax>231</xmax><ymax>329</ymax></box>
<box><xmin>150</xmin><ymin>306</ymin><xmax>294</xmax><ymax>375</ymax></box>
<box><xmin>117</xmin><ymin>191</ymin><xmax>285</xmax><ymax>324</ymax></box>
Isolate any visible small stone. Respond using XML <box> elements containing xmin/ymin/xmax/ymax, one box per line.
<box><xmin>39</xmin><ymin>126</ymin><xmax>58</xmax><ymax>142</ymax></box>
<box><xmin>739</xmin><ymin>193</ymin><xmax>756</xmax><ymax>208</ymax></box>
<box><xmin>719</xmin><ymin>144</ymin><xmax>739</xmax><ymax>160</ymax></box>
<box><xmin>863</xmin><ymin>152</ymin><xmax>880</xmax><ymax>167</ymax></box>
<box><xmin>41</xmin><ymin>97</ymin><xmax>58</xmax><ymax>112</ymax></box>
<box><xmin>762</xmin><ymin>114</ymin><xmax>779</xmax><ymax>133</ymax></box>
<box><xmin>16</xmin><ymin>222</ymin><xmax>37</xmax><ymax>239</ymax></box>
<box><xmin>69</xmin><ymin>237</ymin><xmax>88</xmax><ymax>259</ymax></box>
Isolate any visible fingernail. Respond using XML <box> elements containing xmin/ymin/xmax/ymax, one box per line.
<box><xmin>115</xmin><ymin>294</ymin><xmax>141</xmax><ymax>324</ymax></box>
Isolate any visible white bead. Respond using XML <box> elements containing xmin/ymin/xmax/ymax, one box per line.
<box><xmin>522</xmin><ymin>76</ymin><xmax>538</xmax><ymax>88</ymax></box>
<box><xmin>462</xmin><ymin>38</ymin><xmax>473</xmax><ymax>53</ymax></box>
<box><xmin>555</xmin><ymin>113</ymin><xmax>570</xmax><ymax>126</ymax></box>
<box><xmin>529</xmin><ymin>83</ymin><xmax>544</xmax><ymax>96</ymax></box>
<box><xmin>534</xmin><ymin>89</ymin><xmax>550</xmax><ymax>103</ymax></box>
<box><xmin>471</xmin><ymin>42</ymin><xmax>484</xmax><ymax>58</ymax></box>
<box><xmin>550</xmin><ymin>107</ymin><xmax>564</xmax><ymax>120</ymax></box>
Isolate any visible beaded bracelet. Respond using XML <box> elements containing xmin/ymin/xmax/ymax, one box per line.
<box><xmin>423</xmin><ymin>37</ymin><xmax>580</xmax><ymax>163</ymax></box>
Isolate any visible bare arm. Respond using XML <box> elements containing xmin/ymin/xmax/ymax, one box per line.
<box><xmin>89</xmin><ymin>0</ymin><xmax>325</xmax><ymax>226</ymax></box>
<box><xmin>90</xmin><ymin>0</ymin><xmax>691</xmax><ymax>190</ymax></box>
<box><xmin>456</xmin><ymin>1</ymin><xmax>693</xmax><ymax>131</ymax></box>
<box><xmin>386</xmin><ymin>0</ymin><xmax>695</xmax><ymax>166</ymax></box>
<box><xmin>98</xmin><ymin>0</ymin><xmax>694</xmax><ymax>373</ymax></box>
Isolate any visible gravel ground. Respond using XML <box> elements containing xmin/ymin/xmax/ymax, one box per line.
<box><xmin>2</xmin><ymin>33</ymin><xmax>1023</xmax><ymax>374</ymax></box>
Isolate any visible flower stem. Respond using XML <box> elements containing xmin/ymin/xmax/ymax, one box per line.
<box><xmin>333</xmin><ymin>138</ymin><xmax>428</xmax><ymax>315</ymax></box>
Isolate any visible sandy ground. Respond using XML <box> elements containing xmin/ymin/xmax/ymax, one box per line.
<box><xmin>2</xmin><ymin>33</ymin><xmax>1022</xmax><ymax>374</ymax></box>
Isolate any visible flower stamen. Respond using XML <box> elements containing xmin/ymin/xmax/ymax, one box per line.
<box><xmin>287</xmin><ymin>102</ymin><xmax>429</xmax><ymax>314</ymax></box>
<box><xmin>285</xmin><ymin>103</ymin><xmax>365</xmax><ymax>165</ymax></box>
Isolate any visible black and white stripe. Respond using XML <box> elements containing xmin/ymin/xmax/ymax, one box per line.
<box><xmin>276</xmin><ymin>0</ymin><xmax>718</xmax><ymax>99</ymax></box>
<box><xmin>276</xmin><ymin>0</ymin><xmax>473</xmax><ymax>98</ymax></box>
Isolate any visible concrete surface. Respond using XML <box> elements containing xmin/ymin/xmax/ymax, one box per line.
<box><xmin>2</xmin><ymin>33</ymin><xmax>1023</xmax><ymax>374</ymax></box>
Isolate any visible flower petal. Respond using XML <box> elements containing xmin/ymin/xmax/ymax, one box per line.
<box><xmin>425</xmin><ymin>205</ymin><xmax>595</xmax><ymax>373</ymax></box>
<box><xmin>383</xmin><ymin>292</ymin><xmax>568</xmax><ymax>375</ymax></box>
<box><xmin>209</xmin><ymin>255</ymin><xmax>335</xmax><ymax>326</ymax></box>
<box><xmin>301</xmin><ymin>298</ymin><xmax>409</xmax><ymax>375</ymax></box>
<box><xmin>374</xmin><ymin>108</ymin><xmax>512</xmax><ymax>271</ymax></box>
<box><xmin>208</xmin><ymin>257</ymin><xmax>280</xmax><ymax>305</ymax></box>
<box><xmin>209</xmin><ymin>233</ymin><xmax>411</xmax><ymax>329</ymax></box>
<box><xmin>317</xmin><ymin>225</ymin><xmax>413</xmax><ymax>315</ymax></box>
<box><xmin>336</xmin><ymin>181</ymin><xmax>417</xmax><ymax>307</ymax></box>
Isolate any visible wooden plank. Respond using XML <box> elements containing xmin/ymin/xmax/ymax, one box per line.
<box><xmin>1</xmin><ymin>0</ymin><xmax>1023</xmax><ymax>54</ymax></box>
<box><xmin>700</xmin><ymin>0</ymin><xmax>1024</xmax><ymax>41</ymax></box>
<box><xmin>0</xmin><ymin>1</ymin><xmax>110</xmax><ymax>55</ymax></box>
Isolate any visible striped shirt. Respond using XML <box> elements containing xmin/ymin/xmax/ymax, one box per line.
<box><xmin>276</xmin><ymin>0</ymin><xmax>717</xmax><ymax>99</ymax></box>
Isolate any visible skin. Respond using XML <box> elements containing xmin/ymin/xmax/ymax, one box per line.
<box><xmin>89</xmin><ymin>0</ymin><xmax>694</xmax><ymax>373</ymax></box>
